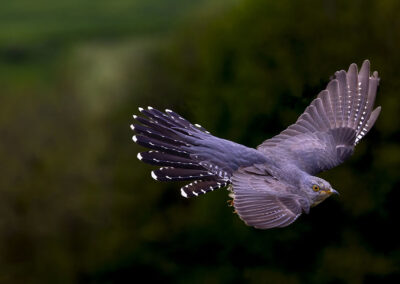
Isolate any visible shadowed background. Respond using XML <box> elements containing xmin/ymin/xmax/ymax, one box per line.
<box><xmin>0</xmin><ymin>0</ymin><xmax>399</xmax><ymax>283</ymax></box>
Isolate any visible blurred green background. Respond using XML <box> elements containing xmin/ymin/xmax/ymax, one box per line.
<box><xmin>1</xmin><ymin>0</ymin><xmax>399</xmax><ymax>283</ymax></box>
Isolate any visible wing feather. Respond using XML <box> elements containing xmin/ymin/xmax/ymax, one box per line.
<box><xmin>232</xmin><ymin>165</ymin><xmax>309</xmax><ymax>229</ymax></box>
<box><xmin>326</xmin><ymin>79</ymin><xmax>341</xmax><ymax>127</ymax></box>
<box><xmin>313</xmin><ymin>98</ymin><xmax>331</xmax><ymax>130</ymax></box>
<box><xmin>317</xmin><ymin>90</ymin><xmax>335</xmax><ymax>127</ymax></box>
<box><xmin>258</xmin><ymin>60</ymin><xmax>380</xmax><ymax>174</ymax></box>
<box><xmin>355</xmin><ymin>60</ymin><xmax>370</xmax><ymax>132</ymax></box>
<box><xmin>347</xmin><ymin>63</ymin><xmax>359</xmax><ymax>129</ymax></box>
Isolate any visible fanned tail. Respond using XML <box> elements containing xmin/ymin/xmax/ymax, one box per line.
<box><xmin>131</xmin><ymin>107</ymin><xmax>228</xmax><ymax>198</ymax></box>
<box><xmin>132</xmin><ymin>106</ymin><xmax>268</xmax><ymax>197</ymax></box>
<box><xmin>131</xmin><ymin>107</ymin><xmax>234</xmax><ymax>198</ymax></box>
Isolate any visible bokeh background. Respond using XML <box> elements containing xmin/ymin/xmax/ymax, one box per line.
<box><xmin>1</xmin><ymin>0</ymin><xmax>399</xmax><ymax>283</ymax></box>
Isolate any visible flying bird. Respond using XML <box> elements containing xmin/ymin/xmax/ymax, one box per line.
<box><xmin>131</xmin><ymin>60</ymin><xmax>380</xmax><ymax>229</ymax></box>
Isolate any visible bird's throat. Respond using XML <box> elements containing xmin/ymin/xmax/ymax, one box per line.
<box><xmin>311</xmin><ymin>192</ymin><xmax>331</xmax><ymax>207</ymax></box>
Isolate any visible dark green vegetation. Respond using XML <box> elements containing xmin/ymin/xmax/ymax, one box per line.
<box><xmin>1</xmin><ymin>0</ymin><xmax>399</xmax><ymax>283</ymax></box>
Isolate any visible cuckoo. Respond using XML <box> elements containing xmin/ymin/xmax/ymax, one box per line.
<box><xmin>131</xmin><ymin>60</ymin><xmax>380</xmax><ymax>229</ymax></box>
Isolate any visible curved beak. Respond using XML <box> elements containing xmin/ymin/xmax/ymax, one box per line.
<box><xmin>330</xmin><ymin>188</ymin><xmax>339</xmax><ymax>195</ymax></box>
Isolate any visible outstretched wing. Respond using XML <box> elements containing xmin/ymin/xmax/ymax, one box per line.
<box><xmin>231</xmin><ymin>164</ymin><xmax>310</xmax><ymax>229</ymax></box>
<box><xmin>257</xmin><ymin>60</ymin><xmax>381</xmax><ymax>175</ymax></box>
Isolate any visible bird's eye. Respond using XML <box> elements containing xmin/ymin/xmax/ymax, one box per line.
<box><xmin>312</xmin><ymin>185</ymin><xmax>320</xmax><ymax>192</ymax></box>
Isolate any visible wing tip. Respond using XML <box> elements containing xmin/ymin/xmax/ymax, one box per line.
<box><xmin>348</xmin><ymin>62</ymin><xmax>358</xmax><ymax>74</ymax></box>
<box><xmin>360</xmin><ymin>59</ymin><xmax>370</xmax><ymax>75</ymax></box>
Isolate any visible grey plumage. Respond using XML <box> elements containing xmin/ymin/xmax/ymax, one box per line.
<box><xmin>131</xmin><ymin>60</ymin><xmax>381</xmax><ymax>229</ymax></box>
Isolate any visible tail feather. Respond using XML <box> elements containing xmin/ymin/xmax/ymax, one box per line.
<box><xmin>131</xmin><ymin>124</ymin><xmax>189</xmax><ymax>147</ymax></box>
<box><xmin>134</xmin><ymin>115</ymin><xmax>186</xmax><ymax>139</ymax></box>
<box><xmin>140</xmin><ymin>107</ymin><xmax>177</xmax><ymax>129</ymax></box>
<box><xmin>132</xmin><ymin>107</ymin><xmax>233</xmax><ymax>198</ymax></box>
<box><xmin>140</xmin><ymin>107</ymin><xmax>203</xmax><ymax>137</ymax></box>
<box><xmin>180</xmin><ymin>180</ymin><xmax>229</xmax><ymax>198</ymax></box>
<box><xmin>137</xmin><ymin>150</ymin><xmax>204</xmax><ymax>169</ymax></box>
<box><xmin>133</xmin><ymin>134</ymin><xmax>190</xmax><ymax>157</ymax></box>
<box><xmin>151</xmin><ymin>167</ymin><xmax>216</xmax><ymax>182</ymax></box>
<box><xmin>165</xmin><ymin>109</ymin><xmax>199</xmax><ymax>130</ymax></box>
<box><xmin>132</xmin><ymin>106</ymin><xmax>269</xmax><ymax>197</ymax></box>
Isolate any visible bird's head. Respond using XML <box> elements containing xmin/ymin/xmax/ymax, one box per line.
<box><xmin>302</xmin><ymin>176</ymin><xmax>339</xmax><ymax>207</ymax></box>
